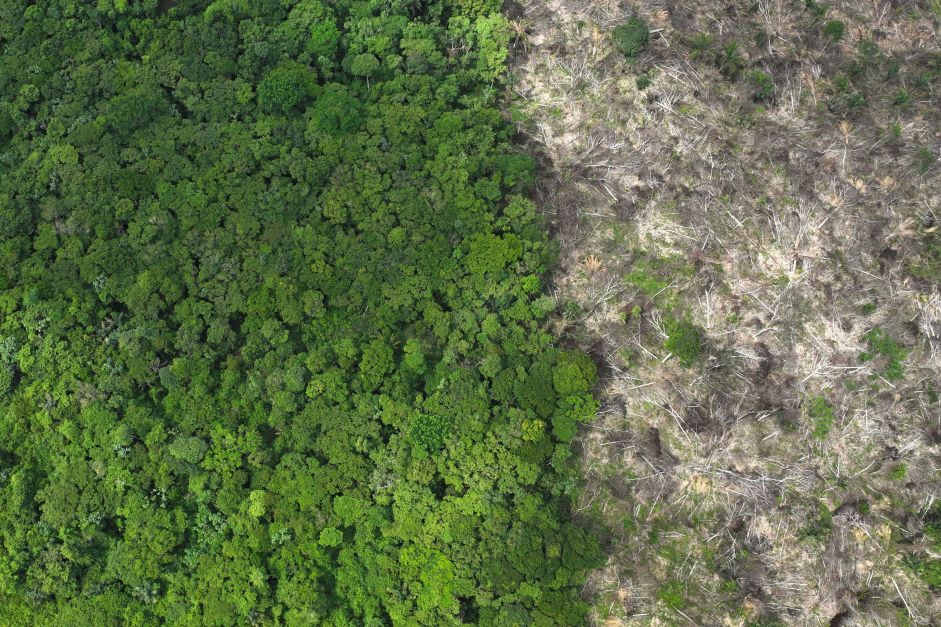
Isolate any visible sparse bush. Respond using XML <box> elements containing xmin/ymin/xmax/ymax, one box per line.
<box><xmin>716</xmin><ymin>42</ymin><xmax>746</xmax><ymax>80</ymax></box>
<box><xmin>823</xmin><ymin>19</ymin><xmax>844</xmax><ymax>41</ymax></box>
<box><xmin>749</xmin><ymin>69</ymin><xmax>774</xmax><ymax>101</ymax></box>
<box><xmin>656</xmin><ymin>580</ymin><xmax>686</xmax><ymax>609</ymax></box>
<box><xmin>687</xmin><ymin>32</ymin><xmax>714</xmax><ymax>60</ymax></box>
<box><xmin>612</xmin><ymin>17</ymin><xmax>650</xmax><ymax>59</ymax></box>
<box><xmin>664</xmin><ymin>318</ymin><xmax>703</xmax><ymax>365</ymax></box>
<box><xmin>635</xmin><ymin>73</ymin><xmax>652</xmax><ymax>90</ymax></box>
<box><xmin>799</xmin><ymin>501</ymin><xmax>833</xmax><ymax>542</ymax></box>
<box><xmin>916</xmin><ymin>147</ymin><xmax>938</xmax><ymax>174</ymax></box>
<box><xmin>805</xmin><ymin>0</ymin><xmax>829</xmax><ymax>19</ymax></box>
<box><xmin>807</xmin><ymin>395</ymin><xmax>835</xmax><ymax>439</ymax></box>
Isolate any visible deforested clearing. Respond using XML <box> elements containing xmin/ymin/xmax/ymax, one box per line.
<box><xmin>506</xmin><ymin>0</ymin><xmax>941</xmax><ymax>623</ymax></box>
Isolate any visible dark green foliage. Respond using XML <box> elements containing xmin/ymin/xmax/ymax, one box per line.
<box><xmin>799</xmin><ymin>501</ymin><xmax>833</xmax><ymax>542</ymax></box>
<box><xmin>0</xmin><ymin>0</ymin><xmax>599</xmax><ymax>624</ymax></box>
<box><xmin>612</xmin><ymin>17</ymin><xmax>650</xmax><ymax>59</ymax></box>
<box><xmin>664</xmin><ymin>318</ymin><xmax>703</xmax><ymax>365</ymax></box>
<box><xmin>823</xmin><ymin>19</ymin><xmax>845</xmax><ymax>41</ymax></box>
<box><xmin>257</xmin><ymin>64</ymin><xmax>317</xmax><ymax>112</ymax></box>
<box><xmin>717</xmin><ymin>42</ymin><xmax>746</xmax><ymax>80</ymax></box>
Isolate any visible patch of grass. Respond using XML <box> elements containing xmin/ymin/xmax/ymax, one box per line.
<box><xmin>664</xmin><ymin>318</ymin><xmax>703</xmax><ymax>365</ymax></box>
<box><xmin>890</xmin><ymin>463</ymin><xmax>908</xmax><ymax>481</ymax></box>
<box><xmin>623</xmin><ymin>252</ymin><xmax>694</xmax><ymax>300</ymax></box>
<box><xmin>862</xmin><ymin>302</ymin><xmax>877</xmax><ymax>315</ymax></box>
<box><xmin>807</xmin><ymin>395</ymin><xmax>835</xmax><ymax>439</ymax></box>
<box><xmin>893</xmin><ymin>88</ymin><xmax>910</xmax><ymax>108</ymax></box>
<box><xmin>612</xmin><ymin>17</ymin><xmax>650</xmax><ymax>60</ymax></box>
<box><xmin>656</xmin><ymin>580</ymin><xmax>686</xmax><ymax>610</ymax></box>
<box><xmin>860</xmin><ymin>327</ymin><xmax>907</xmax><ymax>380</ymax></box>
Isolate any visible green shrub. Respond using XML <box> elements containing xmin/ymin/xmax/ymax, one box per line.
<box><xmin>823</xmin><ymin>20</ymin><xmax>844</xmax><ymax>41</ymax></box>
<box><xmin>805</xmin><ymin>0</ymin><xmax>828</xmax><ymax>19</ymax></box>
<box><xmin>664</xmin><ymin>318</ymin><xmax>702</xmax><ymax>365</ymax></box>
<box><xmin>717</xmin><ymin>42</ymin><xmax>746</xmax><ymax>80</ymax></box>
<box><xmin>749</xmin><ymin>69</ymin><xmax>774</xmax><ymax>101</ymax></box>
<box><xmin>687</xmin><ymin>33</ymin><xmax>714</xmax><ymax>59</ymax></box>
<box><xmin>612</xmin><ymin>17</ymin><xmax>650</xmax><ymax>59</ymax></box>
<box><xmin>860</xmin><ymin>327</ymin><xmax>907</xmax><ymax>380</ymax></box>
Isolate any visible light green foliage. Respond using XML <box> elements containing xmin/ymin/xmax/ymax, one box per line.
<box><xmin>553</xmin><ymin>350</ymin><xmax>597</xmax><ymax>395</ymax></box>
<box><xmin>612</xmin><ymin>17</ymin><xmax>650</xmax><ymax>59</ymax></box>
<box><xmin>657</xmin><ymin>580</ymin><xmax>686</xmax><ymax>609</ymax></box>
<box><xmin>807</xmin><ymin>395</ymin><xmax>835</xmax><ymax>439</ymax></box>
<box><xmin>664</xmin><ymin>318</ymin><xmax>703</xmax><ymax>365</ymax></box>
<box><xmin>349</xmin><ymin>53</ymin><xmax>381</xmax><ymax>79</ymax></box>
<box><xmin>307</xmin><ymin>20</ymin><xmax>341</xmax><ymax>60</ymax></box>
<box><xmin>890</xmin><ymin>463</ymin><xmax>907</xmax><ymax>481</ymax></box>
<box><xmin>319</xmin><ymin>526</ymin><xmax>343</xmax><ymax>547</ymax></box>
<box><xmin>168</xmin><ymin>435</ymin><xmax>209</xmax><ymax>464</ymax></box>
<box><xmin>860</xmin><ymin>327</ymin><xmax>907</xmax><ymax>380</ymax></box>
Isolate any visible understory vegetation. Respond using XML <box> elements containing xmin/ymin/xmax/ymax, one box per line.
<box><xmin>0</xmin><ymin>0</ymin><xmax>602</xmax><ymax>624</ymax></box>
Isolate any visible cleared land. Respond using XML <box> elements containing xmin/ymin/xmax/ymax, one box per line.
<box><xmin>507</xmin><ymin>0</ymin><xmax>941</xmax><ymax>623</ymax></box>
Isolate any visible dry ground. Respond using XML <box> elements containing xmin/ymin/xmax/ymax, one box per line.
<box><xmin>506</xmin><ymin>0</ymin><xmax>941</xmax><ymax>623</ymax></box>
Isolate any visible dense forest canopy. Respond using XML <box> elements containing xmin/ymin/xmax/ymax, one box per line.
<box><xmin>0</xmin><ymin>0</ymin><xmax>601</xmax><ymax>624</ymax></box>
